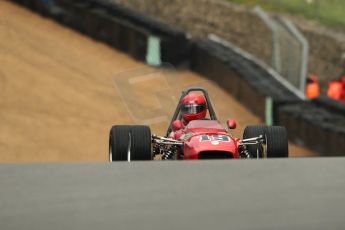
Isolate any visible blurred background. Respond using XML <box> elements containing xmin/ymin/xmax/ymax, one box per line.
<box><xmin>1</xmin><ymin>0</ymin><xmax>345</xmax><ymax>162</ymax></box>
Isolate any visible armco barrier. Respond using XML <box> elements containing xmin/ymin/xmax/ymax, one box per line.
<box><xmin>191</xmin><ymin>39</ymin><xmax>300</xmax><ymax>124</ymax></box>
<box><xmin>279</xmin><ymin>103</ymin><xmax>345</xmax><ymax>155</ymax></box>
<box><xmin>51</xmin><ymin>0</ymin><xmax>150</xmax><ymax>62</ymax></box>
<box><xmin>14</xmin><ymin>0</ymin><xmax>35</xmax><ymax>10</ymax></box>
<box><xmin>54</xmin><ymin>0</ymin><xmax>189</xmax><ymax>66</ymax></box>
<box><xmin>15</xmin><ymin>0</ymin><xmax>63</xmax><ymax>19</ymax></box>
<box><xmin>57</xmin><ymin>1</ymin><xmax>88</xmax><ymax>33</ymax></box>
<box><xmin>87</xmin><ymin>8</ymin><xmax>149</xmax><ymax>61</ymax></box>
<box><xmin>11</xmin><ymin>0</ymin><xmax>189</xmax><ymax>65</ymax></box>
<box><xmin>9</xmin><ymin>0</ymin><xmax>345</xmax><ymax>155</ymax></box>
<box><xmin>312</xmin><ymin>96</ymin><xmax>345</xmax><ymax>117</ymax></box>
<box><xmin>191</xmin><ymin>40</ymin><xmax>266</xmax><ymax>120</ymax></box>
<box><xmin>190</xmin><ymin>37</ymin><xmax>345</xmax><ymax>155</ymax></box>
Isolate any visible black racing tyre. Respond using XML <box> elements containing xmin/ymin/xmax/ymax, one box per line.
<box><xmin>109</xmin><ymin>125</ymin><xmax>131</xmax><ymax>161</ymax></box>
<box><xmin>266</xmin><ymin>126</ymin><xmax>289</xmax><ymax>158</ymax></box>
<box><xmin>243</xmin><ymin>125</ymin><xmax>267</xmax><ymax>158</ymax></box>
<box><xmin>130</xmin><ymin>125</ymin><xmax>152</xmax><ymax>161</ymax></box>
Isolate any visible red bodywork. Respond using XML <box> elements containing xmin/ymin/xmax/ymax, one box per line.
<box><xmin>171</xmin><ymin>120</ymin><xmax>240</xmax><ymax>160</ymax></box>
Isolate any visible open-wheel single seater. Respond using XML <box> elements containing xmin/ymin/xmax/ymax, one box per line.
<box><xmin>109</xmin><ymin>87</ymin><xmax>288</xmax><ymax>161</ymax></box>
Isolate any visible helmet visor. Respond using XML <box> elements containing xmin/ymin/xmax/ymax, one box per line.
<box><xmin>181</xmin><ymin>104</ymin><xmax>206</xmax><ymax>115</ymax></box>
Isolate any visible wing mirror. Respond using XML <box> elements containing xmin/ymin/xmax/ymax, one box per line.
<box><xmin>171</xmin><ymin>120</ymin><xmax>184</xmax><ymax>131</ymax></box>
<box><xmin>227</xmin><ymin>119</ymin><xmax>237</xmax><ymax>129</ymax></box>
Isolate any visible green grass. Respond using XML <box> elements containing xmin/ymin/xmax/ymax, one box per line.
<box><xmin>227</xmin><ymin>0</ymin><xmax>345</xmax><ymax>29</ymax></box>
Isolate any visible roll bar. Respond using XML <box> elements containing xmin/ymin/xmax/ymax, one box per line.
<box><xmin>166</xmin><ymin>87</ymin><xmax>218</xmax><ymax>136</ymax></box>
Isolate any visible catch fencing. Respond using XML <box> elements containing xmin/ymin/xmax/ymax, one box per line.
<box><xmin>254</xmin><ymin>7</ymin><xmax>308</xmax><ymax>99</ymax></box>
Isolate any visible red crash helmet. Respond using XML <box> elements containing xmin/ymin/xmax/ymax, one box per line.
<box><xmin>181</xmin><ymin>93</ymin><xmax>207</xmax><ymax>122</ymax></box>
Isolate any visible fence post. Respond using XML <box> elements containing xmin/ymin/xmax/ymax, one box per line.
<box><xmin>265</xmin><ymin>97</ymin><xmax>273</xmax><ymax>126</ymax></box>
<box><xmin>146</xmin><ymin>35</ymin><xmax>161</xmax><ymax>66</ymax></box>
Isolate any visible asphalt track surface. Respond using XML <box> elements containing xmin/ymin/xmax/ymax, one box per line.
<box><xmin>0</xmin><ymin>1</ymin><xmax>315</xmax><ymax>162</ymax></box>
<box><xmin>1</xmin><ymin>158</ymin><xmax>345</xmax><ymax>230</ymax></box>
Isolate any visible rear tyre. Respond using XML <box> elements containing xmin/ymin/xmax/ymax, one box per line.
<box><xmin>130</xmin><ymin>126</ymin><xmax>152</xmax><ymax>161</ymax></box>
<box><xmin>109</xmin><ymin>125</ymin><xmax>131</xmax><ymax>161</ymax></box>
<box><xmin>266</xmin><ymin>126</ymin><xmax>289</xmax><ymax>158</ymax></box>
<box><xmin>243</xmin><ymin>125</ymin><xmax>267</xmax><ymax>158</ymax></box>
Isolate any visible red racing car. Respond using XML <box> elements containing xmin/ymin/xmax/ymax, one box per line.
<box><xmin>109</xmin><ymin>87</ymin><xmax>288</xmax><ymax>161</ymax></box>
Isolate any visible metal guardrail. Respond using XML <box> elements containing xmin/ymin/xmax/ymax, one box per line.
<box><xmin>208</xmin><ymin>34</ymin><xmax>306</xmax><ymax>100</ymax></box>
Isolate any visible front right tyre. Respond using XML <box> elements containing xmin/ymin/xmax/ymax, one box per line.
<box><xmin>109</xmin><ymin>125</ymin><xmax>131</xmax><ymax>161</ymax></box>
<box><xmin>265</xmin><ymin>126</ymin><xmax>288</xmax><ymax>158</ymax></box>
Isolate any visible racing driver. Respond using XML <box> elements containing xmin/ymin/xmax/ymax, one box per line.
<box><xmin>169</xmin><ymin>93</ymin><xmax>208</xmax><ymax>139</ymax></box>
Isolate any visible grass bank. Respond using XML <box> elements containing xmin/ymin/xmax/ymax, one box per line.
<box><xmin>228</xmin><ymin>0</ymin><xmax>345</xmax><ymax>29</ymax></box>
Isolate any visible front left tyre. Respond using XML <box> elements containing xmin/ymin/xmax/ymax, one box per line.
<box><xmin>109</xmin><ymin>125</ymin><xmax>152</xmax><ymax>162</ymax></box>
<box><xmin>243</xmin><ymin>125</ymin><xmax>289</xmax><ymax>158</ymax></box>
<box><xmin>265</xmin><ymin>126</ymin><xmax>289</xmax><ymax>158</ymax></box>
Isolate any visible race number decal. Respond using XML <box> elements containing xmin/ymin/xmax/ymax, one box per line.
<box><xmin>199</xmin><ymin>135</ymin><xmax>230</xmax><ymax>142</ymax></box>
